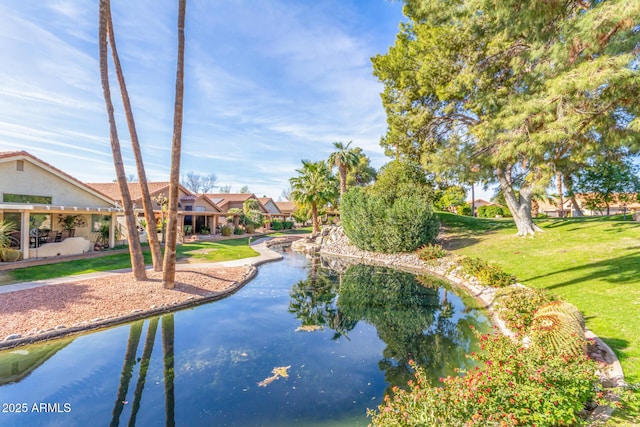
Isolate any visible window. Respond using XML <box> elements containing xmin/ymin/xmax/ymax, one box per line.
<box><xmin>30</xmin><ymin>214</ymin><xmax>52</xmax><ymax>230</ymax></box>
<box><xmin>92</xmin><ymin>214</ymin><xmax>111</xmax><ymax>232</ymax></box>
<box><xmin>3</xmin><ymin>194</ymin><xmax>52</xmax><ymax>204</ymax></box>
<box><xmin>16</xmin><ymin>160</ymin><xmax>24</xmax><ymax>171</ymax></box>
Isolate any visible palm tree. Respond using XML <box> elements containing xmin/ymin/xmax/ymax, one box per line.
<box><xmin>99</xmin><ymin>0</ymin><xmax>146</xmax><ymax>280</ymax></box>
<box><xmin>106</xmin><ymin>8</ymin><xmax>162</xmax><ymax>271</ymax></box>
<box><xmin>290</xmin><ymin>160</ymin><xmax>338</xmax><ymax>234</ymax></box>
<box><xmin>328</xmin><ymin>141</ymin><xmax>359</xmax><ymax>196</ymax></box>
<box><xmin>163</xmin><ymin>0</ymin><xmax>186</xmax><ymax>289</ymax></box>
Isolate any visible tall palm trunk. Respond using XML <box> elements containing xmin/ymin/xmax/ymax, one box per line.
<box><xmin>338</xmin><ymin>165</ymin><xmax>347</xmax><ymax>196</ymax></box>
<box><xmin>163</xmin><ymin>0</ymin><xmax>187</xmax><ymax>289</ymax></box>
<box><xmin>106</xmin><ymin>10</ymin><xmax>163</xmax><ymax>272</ymax></box>
<box><xmin>311</xmin><ymin>202</ymin><xmax>320</xmax><ymax>234</ymax></box>
<box><xmin>99</xmin><ymin>0</ymin><xmax>146</xmax><ymax>280</ymax></box>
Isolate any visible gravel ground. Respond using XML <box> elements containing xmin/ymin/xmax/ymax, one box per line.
<box><xmin>0</xmin><ymin>265</ymin><xmax>251</xmax><ymax>345</ymax></box>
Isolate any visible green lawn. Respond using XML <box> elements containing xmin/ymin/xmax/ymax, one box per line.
<box><xmin>0</xmin><ymin>237</ymin><xmax>259</xmax><ymax>286</ymax></box>
<box><xmin>439</xmin><ymin>212</ymin><xmax>640</xmax><ymax>383</ymax></box>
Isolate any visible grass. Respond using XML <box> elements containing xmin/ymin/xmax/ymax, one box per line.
<box><xmin>438</xmin><ymin>211</ymin><xmax>640</xmax><ymax>384</ymax></box>
<box><xmin>0</xmin><ymin>237</ymin><xmax>259</xmax><ymax>286</ymax></box>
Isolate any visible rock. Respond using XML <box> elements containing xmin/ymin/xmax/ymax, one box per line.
<box><xmin>54</xmin><ymin>325</ymin><xmax>66</xmax><ymax>330</ymax></box>
<box><xmin>5</xmin><ymin>334</ymin><xmax>21</xmax><ymax>340</ymax></box>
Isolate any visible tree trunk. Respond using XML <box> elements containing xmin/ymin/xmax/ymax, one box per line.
<box><xmin>496</xmin><ymin>167</ymin><xmax>544</xmax><ymax>236</ymax></box>
<box><xmin>99</xmin><ymin>0</ymin><xmax>146</xmax><ymax>281</ymax></box>
<box><xmin>106</xmin><ymin>10</ymin><xmax>163</xmax><ymax>272</ymax></box>
<box><xmin>339</xmin><ymin>165</ymin><xmax>347</xmax><ymax>196</ymax></box>
<box><xmin>162</xmin><ymin>0</ymin><xmax>186</xmax><ymax>289</ymax></box>
<box><xmin>564</xmin><ymin>173</ymin><xmax>583</xmax><ymax>217</ymax></box>
<box><xmin>311</xmin><ymin>202</ymin><xmax>320</xmax><ymax>234</ymax></box>
<box><xmin>556</xmin><ymin>172</ymin><xmax>564</xmax><ymax>218</ymax></box>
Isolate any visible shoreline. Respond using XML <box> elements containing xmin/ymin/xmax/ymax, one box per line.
<box><xmin>0</xmin><ymin>238</ymin><xmax>287</xmax><ymax>350</ymax></box>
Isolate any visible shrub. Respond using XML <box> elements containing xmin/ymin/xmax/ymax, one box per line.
<box><xmin>459</xmin><ymin>256</ymin><xmax>515</xmax><ymax>287</ymax></box>
<box><xmin>233</xmin><ymin>227</ymin><xmax>244</xmax><ymax>235</ymax></box>
<box><xmin>341</xmin><ymin>187</ymin><xmax>439</xmax><ymax>253</ymax></box>
<box><xmin>283</xmin><ymin>220</ymin><xmax>294</xmax><ymax>229</ymax></box>
<box><xmin>369</xmin><ymin>331</ymin><xmax>598</xmax><ymax>427</ymax></box>
<box><xmin>456</xmin><ymin>203</ymin><xmax>472</xmax><ymax>216</ymax></box>
<box><xmin>477</xmin><ymin>205</ymin><xmax>510</xmax><ymax>218</ymax></box>
<box><xmin>271</xmin><ymin>220</ymin><xmax>284</xmax><ymax>231</ymax></box>
<box><xmin>246</xmin><ymin>224</ymin><xmax>255</xmax><ymax>234</ymax></box>
<box><xmin>417</xmin><ymin>243</ymin><xmax>448</xmax><ymax>262</ymax></box>
<box><xmin>221</xmin><ymin>225</ymin><xmax>232</xmax><ymax>236</ymax></box>
<box><xmin>0</xmin><ymin>248</ymin><xmax>22</xmax><ymax>262</ymax></box>
<box><xmin>494</xmin><ymin>287</ymin><xmax>555</xmax><ymax>332</ymax></box>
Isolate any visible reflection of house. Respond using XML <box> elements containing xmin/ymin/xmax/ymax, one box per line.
<box><xmin>0</xmin><ymin>151</ymin><xmax>119</xmax><ymax>259</ymax></box>
<box><xmin>87</xmin><ymin>182</ymin><xmax>224</xmax><ymax>235</ymax></box>
<box><xmin>0</xmin><ymin>337</ymin><xmax>73</xmax><ymax>385</ymax></box>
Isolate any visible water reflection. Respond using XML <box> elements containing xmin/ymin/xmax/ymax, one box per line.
<box><xmin>288</xmin><ymin>260</ymin><xmax>483</xmax><ymax>389</ymax></box>
<box><xmin>0</xmin><ymin>251</ymin><xmax>488</xmax><ymax>426</ymax></box>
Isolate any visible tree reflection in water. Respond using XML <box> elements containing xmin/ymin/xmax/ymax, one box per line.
<box><xmin>288</xmin><ymin>258</ymin><xmax>484</xmax><ymax>391</ymax></box>
<box><xmin>109</xmin><ymin>315</ymin><xmax>175</xmax><ymax>427</ymax></box>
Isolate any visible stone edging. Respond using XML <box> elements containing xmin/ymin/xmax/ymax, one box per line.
<box><xmin>293</xmin><ymin>225</ymin><xmax>626</xmax><ymax>424</ymax></box>
<box><xmin>0</xmin><ymin>266</ymin><xmax>259</xmax><ymax>350</ymax></box>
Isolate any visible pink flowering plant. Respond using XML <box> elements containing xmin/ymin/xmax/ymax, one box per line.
<box><xmin>369</xmin><ymin>328</ymin><xmax>599</xmax><ymax>427</ymax></box>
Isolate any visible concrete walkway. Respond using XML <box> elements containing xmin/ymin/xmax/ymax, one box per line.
<box><xmin>0</xmin><ymin>238</ymin><xmax>282</xmax><ymax>295</ymax></box>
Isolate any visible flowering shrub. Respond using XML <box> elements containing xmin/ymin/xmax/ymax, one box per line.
<box><xmin>417</xmin><ymin>243</ymin><xmax>448</xmax><ymax>262</ymax></box>
<box><xmin>460</xmin><ymin>256</ymin><xmax>516</xmax><ymax>288</ymax></box>
<box><xmin>494</xmin><ymin>287</ymin><xmax>555</xmax><ymax>332</ymax></box>
<box><xmin>369</xmin><ymin>330</ymin><xmax>599</xmax><ymax>427</ymax></box>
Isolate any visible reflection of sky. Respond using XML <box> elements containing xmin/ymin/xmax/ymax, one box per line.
<box><xmin>0</xmin><ymin>252</ymin><xmax>489</xmax><ymax>427</ymax></box>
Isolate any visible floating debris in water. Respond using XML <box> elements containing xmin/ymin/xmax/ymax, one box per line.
<box><xmin>295</xmin><ymin>325</ymin><xmax>323</xmax><ymax>332</ymax></box>
<box><xmin>257</xmin><ymin>365</ymin><xmax>291</xmax><ymax>387</ymax></box>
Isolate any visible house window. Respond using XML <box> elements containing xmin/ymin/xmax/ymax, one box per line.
<box><xmin>3</xmin><ymin>194</ymin><xmax>52</xmax><ymax>204</ymax></box>
<box><xmin>92</xmin><ymin>214</ymin><xmax>111</xmax><ymax>232</ymax></box>
<box><xmin>194</xmin><ymin>206</ymin><xmax>205</xmax><ymax>212</ymax></box>
<box><xmin>16</xmin><ymin>160</ymin><xmax>24</xmax><ymax>171</ymax></box>
<box><xmin>30</xmin><ymin>214</ymin><xmax>52</xmax><ymax>230</ymax></box>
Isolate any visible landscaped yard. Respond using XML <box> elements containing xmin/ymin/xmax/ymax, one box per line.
<box><xmin>0</xmin><ymin>237</ymin><xmax>259</xmax><ymax>286</ymax></box>
<box><xmin>439</xmin><ymin>212</ymin><xmax>640</xmax><ymax>383</ymax></box>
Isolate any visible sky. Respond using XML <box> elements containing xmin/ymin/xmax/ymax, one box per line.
<box><xmin>0</xmin><ymin>0</ymin><xmax>428</xmax><ymax>200</ymax></box>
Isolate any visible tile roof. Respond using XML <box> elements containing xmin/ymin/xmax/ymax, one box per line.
<box><xmin>86</xmin><ymin>181</ymin><xmax>175</xmax><ymax>203</ymax></box>
<box><xmin>275</xmin><ymin>201</ymin><xmax>296</xmax><ymax>212</ymax></box>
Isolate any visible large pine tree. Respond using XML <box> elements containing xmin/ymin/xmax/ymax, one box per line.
<box><xmin>373</xmin><ymin>0</ymin><xmax>640</xmax><ymax>235</ymax></box>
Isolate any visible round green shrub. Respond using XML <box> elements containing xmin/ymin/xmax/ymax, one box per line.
<box><xmin>341</xmin><ymin>188</ymin><xmax>439</xmax><ymax>253</ymax></box>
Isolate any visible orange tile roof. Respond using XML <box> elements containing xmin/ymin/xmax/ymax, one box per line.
<box><xmin>275</xmin><ymin>201</ymin><xmax>296</xmax><ymax>212</ymax></box>
<box><xmin>86</xmin><ymin>181</ymin><xmax>176</xmax><ymax>204</ymax></box>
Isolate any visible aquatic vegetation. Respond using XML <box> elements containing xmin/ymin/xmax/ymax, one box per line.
<box><xmin>257</xmin><ymin>365</ymin><xmax>291</xmax><ymax>387</ymax></box>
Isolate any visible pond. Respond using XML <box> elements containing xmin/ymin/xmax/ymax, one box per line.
<box><xmin>0</xmin><ymin>250</ymin><xmax>490</xmax><ymax>426</ymax></box>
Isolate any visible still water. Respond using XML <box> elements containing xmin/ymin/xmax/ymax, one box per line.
<box><xmin>0</xmin><ymin>251</ymin><xmax>489</xmax><ymax>426</ymax></box>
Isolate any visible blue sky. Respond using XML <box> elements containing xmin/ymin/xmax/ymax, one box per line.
<box><xmin>0</xmin><ymin>0</ymin><xmax>412</xmax><ymax>199</ymax></box>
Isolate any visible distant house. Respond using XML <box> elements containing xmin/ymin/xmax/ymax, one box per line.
<box><xmin>202</xmin><ymin>193</ymin><xmax>269</xmax><ymax>227</ymax></box>
<box><xmin>0</xmin><ymin>151</ymin><xmax>119</xmax><ymax>259</ymax></box>
<box><xmin>274</xmin><ymin>201</ymin><xmax>296</xmax><ymax>221</ymax></box>
<box><xmin>87</xmin><ymin>182</ymin><xmax>224</xmax><ymax>235</ymax></box>
<box><xmin>536</xmin><ymin>194</ymin><xmax>640</xmax><ymax>217</ymax></box>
